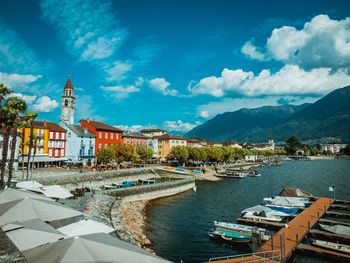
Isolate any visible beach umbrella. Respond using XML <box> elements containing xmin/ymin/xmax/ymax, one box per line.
<box><xmin>2</xmin><ymin>218</ymin><xmax>66</xmax><ymax>251</ymax></box>
<box><xmin>22</xmin><ymin>232</ymin><xmax>171</xmax><ymax>263</ymax></box>
<box><xmin>16</xmin><ymin>180</ymin><xmax>44</xmax><ymax>190</ymax></box>
<box><xmin>0</xmin><ymin>188</ymin><xmax>54</xmax><ymax>204</ymax></box>
<box><xmin>0</xmin><ymin>197</ymin><xmax>82</xmax><ymax>226</ymax></box>
<box><xmin>58</xmin><ymin>219</ymin><xmax>115</xmax><ymax>237</ymax></box>
<box><xmin>27</xmin><ymin>185</ymin><xmax>73</xmax><ymax>199</ymax></box>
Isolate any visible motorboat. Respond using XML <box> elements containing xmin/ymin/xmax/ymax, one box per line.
<box><xmin>138</xmin><ymin>179</ymin><xmax>155</xmax><ymax>184</ymax></box>
<box><xmin>242</xmin><ymin>205</ymin><xmax>291</xmax><ymax>218</ymax></box>
<box><xmin>209</xmin><ymin>228</ymin><xmax>252</xmax><ymax>243</ymax></box>
<box><xmin>319</xmin><ymin>224</ymin><xmax>350</xmax><ymax>237</ymax></box>
<box><xmin>242</xmin><ymin>211</ymin><xmax>282</xmax><ymax>222</ymax></box>
<box><xmin>312</xmin><ymin>239</ymin><xmax>350</xmax><ymax>254</ymax></box>
<box><xmin>213</xmin><ymin>221</ymin><xmax>270</xmax><ymax>240</ymax></box>
<box><xmin>265</xmin><ymin>205</ymin><xmax>299</xmax><ymax>215</ymax></box>
<box><xmin>263</xmin><ymin>196</ymin><xmax>310</xmax><ymax>208</ymax></box>
<box><xmin>247</xmin><ymin>170</ymin><xmax>261</xmax><ymax>177</ymax></box>
<box><xmin>217</xmin><ymin>169</ymin><xmax>246</xmax><ymax>178</ymax></box>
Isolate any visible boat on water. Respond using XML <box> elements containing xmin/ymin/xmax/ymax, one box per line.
<box><xmin>247</xmin><ymin>170</ymin><xmax>261</xmax><ymax>177</ymax></box>
<box><xmin>242</xmin><ymin>211</ymin><xmax>282</xmax><ymax>222</ymax></box>
<box><xmin>319</xmin><ymin>224</ymin><xmax>350</xmax><ymax>237</ymax></box>
<box><xmin>242</xmin><ymin>205</ymin><xmax>291</xmax><ymax>218</ymax></box>
<box><xmin>264</xmin><ymin>196</ymin><xmax>311</xmax><ymax>208</ymax></box>
<box><xmin>217</xmin><ymin>169</ymin><xmax>246</xmax><ymax>178</ymax></box>
<box><xmin>213</xmin><ymin>221</ymin><xmax>270</xmax><ymax>240</ymax></box>
<box><xmin>209</xmin><ymin>228</ymin><xmax>252</xmax><ymax>243</ymax></box>
<box><xmin>265</xmin><ymin>205</ymin><xmax>299</xmax><ymax>215</ymax></box>
<box><xmin>312</xmin><ymin>239</ymin><xmax>350</xmax><ymax>254</ymax></box>
<box><xmin>138</xmin><ymin>179</ymin><xmax>155</xmax><ymax>184</ymax></box>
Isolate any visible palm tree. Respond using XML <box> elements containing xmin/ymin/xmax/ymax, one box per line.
<box><xmin>19</xmin><ymin>120</ymin><xmax>30</xmax><ymax>179</ymax></box>
<box><xmin>25</xmin><ymin>112</ymin><xmax>38</xmax><ymax>180</ymax></box>
<box><xmin>0</xmin><ymin>83</ymin><xmax>12</xmax><ymax>106</ymax></box>
<box><xmin>4</xmin><ymin>97</ymin><xmax>27</xmax><ymax>187</ymax></box>
<box><xmin>30</xmin><ymin>134</ymin><xmax>43</xmax><ymax>179</ymax></box>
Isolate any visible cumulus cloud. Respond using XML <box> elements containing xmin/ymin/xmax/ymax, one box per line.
<box><xmin>104</xmin><ymin>61</ymin><xmax>132</xmax><ymax>82</ymax></box>
<box><xmin>114</xmin><ymin>123</ymin><xmax>157</xmax><ymax>132</ymax></box>
<box><xmin>162</xmin><ymin>120</ymin><xmax>201</xmax><ymax>133</ymax></box>
<box><xmin>242</xmin><ymin>15</ymin><xmax>350</xmax><ymax>70</ymax></box>
<box><xmin>100</xmin><ymin>85</ymin><xmax>140</xmax><ymax>99</ymax></box>
<box><xmin>0</xmin><ymin>72</ymin><xmax>42</xmax><ymax>91</ymax></box>
<box><xmin>190</xmin><ymin>65</ymin><xmax>350</xmax><ymax>97</ymax></box>
<box><xmin>149</xmin><ymin>78</ymin><xmax>178</xmax><ymax>96</ymax></box>
<box><xmin>9</xmin><ymin>93</ymin><xmax>37</xmax><ymax>105</ymax></box>
<box><xmin>197</xmin><ymin>96</ymin><xmax>319</xmax><ymax>119</ymax></box>
<box><xmin>32</xmin><ymin>96</ymin><xmax>59</xmax><ymax>112</ymax></box>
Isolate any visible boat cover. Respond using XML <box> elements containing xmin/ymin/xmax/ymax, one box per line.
<box><xmin>265</xmin><ymin>205</ymin><xmax>298</xmax><ymax>215</ymax></box>
<box><xmin>264</xmin><ymin>197</ymin><xmax>308</xmax><ymax>207</ymax></box>
<box><xmin>279</xmin><ymin>188</ymin><xmax>313</xmax><ymax>198</ymax></box>
<box><xmin>242</xmin><ymin>205</ymin><xmax>290</xmax><ymax>217</ymax></box>
<box><xmin>319</xmin><ymin>224</ymin><xmax>350</xmax><ymax>237</ymax></box>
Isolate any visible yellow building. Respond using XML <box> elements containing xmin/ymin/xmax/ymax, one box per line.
<box><xmin>156</xmin><ymin>134</ymin><xmax>187</xmax><ymax>159</ymax></box>
<box><xmin>20</xmin><ymin>121</ymin><xmax>50</xmax><ymax>155</ymax></box>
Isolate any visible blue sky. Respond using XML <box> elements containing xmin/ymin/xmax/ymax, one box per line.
<box><xmin>1</xmin><ymin>0</ymin><xmax>350</xmax><ymax>133</ymax></box>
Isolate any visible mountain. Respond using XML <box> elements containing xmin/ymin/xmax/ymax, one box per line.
<box><xmin>185</xmin><ymin>86</ymin><xmax>350</xmax><ymax>143</ymax></box>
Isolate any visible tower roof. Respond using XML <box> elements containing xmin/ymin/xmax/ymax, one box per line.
<box><xmin>64</xmin><ymin>76</ymin><xmax>74</xmax><ymax>90</ymax></box>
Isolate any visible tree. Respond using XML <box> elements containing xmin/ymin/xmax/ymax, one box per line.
<box><xmin>4</xmin><ymin>97</ymin><xmax>27</xmax><ymax>187</ymax></box>
<box><xmin>25</xmin><ymin>112</ymin><xmax>38</xmax><ymax>180</ymax></box>
<box><xmin>168</xmin><ymin>146</ymin><xmax>189</xmax><ymax>165</ymax></box>
<box><xmin>30</xmin><ymin>134</ymin><xmax>44</xmax><ymax>178</ymax></box>
<box><xmin>111</xmin><ymin>143</ymin><xmax>135</xmax><ymax>163</ymax></box>
<box><xmin>136</xmin><ymin>145</ymin><xmax>154</xmax><ymax>165</ymax></box>
<box><xmin>198</xmin><ymin>147</ymin><xmax>208</xmax><ymax>163</ymax></box>
<box><xmin>187</xmin><ymin>147</ymin><xmax>201</xmax><ymax>163</ymax></box>
<box><xmin>285</xmin><ymin>136</ymin><xmax>302</xmax><ymax>155</ymax></box>
<box><xmin>341</xmin><ymin>145</ymin><xmax>350</xmax><ymax>155</ymax></box>
<box><xmin>97</xmin><ymin>146</ymin><xmax>115</xmax><ymax>164</ymax></box>
<box><xmin>206</xmin><ymin>147</ymin><xmax>223</xmax><ymax>164</ymax></box>
<box><xmin>0</xmin><ymin>84</ymin><xmax>12</xmax><ymax>105</ymax></box>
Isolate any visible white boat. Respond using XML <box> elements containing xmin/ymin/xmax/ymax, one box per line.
<box><xmin>319</xmin><ymin>224</ymin><xmax>350</xmax><ymax>237</ymax></box>
<box><xmin>312</xmin><ymin>239</ymin><xmax>350</xmax><ymax>254</ymax></box>
<box><xmin>263</xmin><ymin>196</ymin><xmax>310</xmax><ymax>208</ymax></box>
<box><xmin>242</xmin><ymin>205</ymin><xmax>290</xmax><ymax>217</ymax></box>
<box><xmin>242</xmin><ymin>211</ymin><xmax>282</xmax><ymax>222</ymax></box>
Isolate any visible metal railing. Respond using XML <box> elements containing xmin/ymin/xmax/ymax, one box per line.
<box><xmin>208</xmin><ymin>250</ymin><xmax>281</xmax><ymax>263</ymax></box>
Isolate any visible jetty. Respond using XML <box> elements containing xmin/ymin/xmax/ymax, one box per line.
<box><xmin>209</xmin><ymin>197</ymin><xmax>350</xmax><ymax>262</ymax></box>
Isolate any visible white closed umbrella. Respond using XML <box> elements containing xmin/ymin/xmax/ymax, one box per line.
<box><xmin>41</xmin><ymin>185</ymin><xmax>73</xmax><ymax>199</ymax></box>
<box><xmin>58</xmin><ymin>219</ymin><xmax>115</xmax><ymax>237</ymax></box>
<box><xmin>0</xmin><ymin>197</ymin><xmax>82</xmax><ymax>226</ymax></box>
<box><xmin>0</xmin><ymin>188</ymin><xmax>54</xmax><ymax>204</ymax></box>
<box><xmin>16</xmin><ymin>180</ymin><xmax>43</xmax><ymax>190</ymax></box>
<box><xmin>22</xmin><ymin>232</ymin><xmax>171</xmax><ymax>263</ymax></box>
<box><xmin>2</xmin><ymin>218</ymin><xmax>67</xmax><ymax>251</ymax></box>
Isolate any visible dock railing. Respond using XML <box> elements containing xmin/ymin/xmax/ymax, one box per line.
<box><xmin>208</xmin><ymin>250</ymin><xmax>281</xmax><ymax>262</ymax></box>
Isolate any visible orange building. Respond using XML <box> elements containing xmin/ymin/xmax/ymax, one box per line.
<box><xmin>80</xmin><ymin>118</ymin><xmax>123</xmax><ymax>153</ymax></box>
<box><xmin>155</xmin><ymin>134</ymin><xmax>187</xmax><ymax>159</ymax></box>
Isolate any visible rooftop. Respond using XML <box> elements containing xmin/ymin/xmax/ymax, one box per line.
<box><xmin>64</xmin><ymin>76</ymin><xmax>74</xmax><ymax>90</ymax></box>
<box><xmin>33</xmin><ymin>121</ymin><xmax>66</xmax><ymax>132</ymax></box>
<box><xmin>65</xmin><ymin>123</ymin><xmax>95</xmax><ymax>137</ymax></box>
<box><xmin>122</xmin><ymin>131</ymin><xmax>148</xmax><ymax>139</ymax></box>
<box><xmin>140</xmin><ymin>128</ymin><xmax>166</xmax><ymax>133</ymax></box>
<box><xmin>154</xmin><ymin>134</ymin><xmax>188</xmax><ymax>140</ymax></box>
<box><xmin>81</xmin><ymin>119</ymin><xmax>124</xmax><ymax>132</ymax></box>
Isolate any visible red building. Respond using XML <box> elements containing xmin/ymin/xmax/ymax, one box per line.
<box><xmin>80</xmin><ymin>118</ymin><xmax>123</xmax><ymax>153</ymax></box>
<box><xmin>47</xmin><ymin>122</ymin><xmax>67</xmax><ymax>157</ymax></box>
<box><xmin>122</xmin><ymin>131</ymin><xmax>148</xmax><ymax>148</ymax></box>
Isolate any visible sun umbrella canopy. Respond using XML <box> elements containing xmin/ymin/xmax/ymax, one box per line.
<box><xmin>16</xmin><ymin>181</ymin><xmax>44</xmax><ymax>190</ymax></box>
<box><xmin>0</xmin><ymin>197</ymin><xmax>82</xmax><ymax>226</ymax></box>
<box><xmin>0</xmin><ymin>188</ymin><xmax>54</xmax><ymax>204</ymax></box>
<box><xmin>2</xmin><ymin>218</ymin><xmax>66</xmax><ymax>251</ymax></box>
<box><xmin>58</xmin><ymin>219</ymin><xmax>115</xmax><ymax>237</ymax></box>
<box><xmin>41</xmin><ymin>185</ymin><xmax>73</xmax><ymax>199</ymax></box>
<box><xmin>22</xmin><ymin>232</ymin><xmax>171</xmax><ymax>263</ymax></box>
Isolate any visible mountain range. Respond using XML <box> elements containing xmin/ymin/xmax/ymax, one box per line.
<box><xmin>185</xmin><ymin>86</ymin><xmax>350</xmax><ymax>143</ymax></box>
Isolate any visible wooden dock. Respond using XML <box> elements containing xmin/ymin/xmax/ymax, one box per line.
<box><xmin>236</xmin><ymin>218</ymin><xmax>284</xmax><ymax>229</ymax></box>
<box><xmin>318</xmin><ymin>218</ymin><xmax>350</xmax><ymax>227</ymax></box>
<box><xmin>298</xmin><ymin>243</ymin><xmax>350</xmax><ymax>260</ymax></box>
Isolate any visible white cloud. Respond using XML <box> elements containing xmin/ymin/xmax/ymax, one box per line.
<box><xmin>104</xmin><ymin>61</ymin><xmax>132</xmax><ymax>82</ymax></box>
<box><xmin>0</xmin><ymin>72</ymin><xmax>42</xmax><ymax>91</ymax></box>
<box><xmin>197</xmin><ymin>96</ymin><xmax>319</xmax><ymax>119</ymax></box>
<box><xmin>40</xmin><ymin>0</ymin><xmax>126</xmax><ymax>63</ymax></box>
<box><xmin>114</xmin><ymin>123</ymin><xmax>157</xmax><ymax>132</ymax></box>
<box><xmin>243</xmin><ymin>15</ymin><xmax>350</xmax><ymax>70</ymax></box>
<box><xmin>135</xmin><ymin>77</ymin><xmax>144</xmax><ymax>87</ymax></box>
<box><xmin>100</xmin><ymin>85</ymin><xmax>140</xmax><ymax>99</ymax></box>
<box><xmin>32</xmin><ymin>96</ymin><xmax>59</xmax><ymax>112</ymax></box>
<box><xmin>241</xmin><ymin>39</ymin><xmax>265</xmax><ymax>61</ymax></box>
<box><xmin>162</xmin><ymin>120</ymin><xmax>201</xmax><ymax>133</ymax></box>
<box><xmin>9</xmin><ymin>93</ymin><xmax>37</xmax><ymax>105</ymax></box>
<box><xmin>149</xmin><ymin>78</ymin><xmax>178</xmax><ymax>96</ymax></box>
<box><xmin>190</xmin><ymin>65</ymin><xmax>350</xmax><ymax>97</ymax></box>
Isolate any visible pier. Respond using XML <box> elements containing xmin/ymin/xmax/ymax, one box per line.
<box><xmin>209</xmin><ymin>197</ymin><xmax>350</xmax><ymax>262</ymax></box>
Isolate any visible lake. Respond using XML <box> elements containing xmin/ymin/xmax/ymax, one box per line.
<box><xmin>146</xmin><ymin>159</ymin><xmax>350</xmax><ymax>262</ymax></box>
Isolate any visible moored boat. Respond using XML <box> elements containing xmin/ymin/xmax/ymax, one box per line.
<box><xmin>209</xmin><ymin>228</ymin><xmax>252</xmax><ymax>243</ymax></box>
<box><xmin>319</xmin><ymin>224</ymin><xmax>350</xmax><ymax>237</ymax></box>
<box><xmin>312</xmin><ymin>239</ymin><xmax>350</xmax><ymax>254</ymax></box>
<box><xmin>247</xmin><ymin>170</ymin><xmax>261</xmax><ymax>177</ymax></box>
<box><xmin>242</xmin><ymin>205</ymin><xmax>291</xmax><ymax>218</ymax></box>
<box><xmin>242</xmin><ymin>211</ymin><xmax>282</xmax><ymax>222</ymax></box>
<box><xmin>264</xmin><ymin>196</ymin><xmax>310</xmax><ymax>208</ymax></box>
<box><xmin>265</xmin><ymin>205</ymin><xmax>299</xmax><ymax>215</ymax></box>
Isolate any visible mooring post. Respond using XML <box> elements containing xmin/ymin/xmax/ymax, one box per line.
<box><xmin>280</xmin><ymin>232</ymin><xmax>285</xmax><ymax>261</ymax></box>
<box><xmin>296</xmin><ymin>233</ymin><xmax>299</xmax><ymax>242</ymax></box>
<box><xmin>308</xmin><ymin>221</ymin><xmax>310</xmax><ymax>230</ymax></box>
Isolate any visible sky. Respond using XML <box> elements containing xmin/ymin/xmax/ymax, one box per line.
<box><xmin>1</xmin><ymin>0</ymin><xmax>350</xmax><ymax>134</ymax></box>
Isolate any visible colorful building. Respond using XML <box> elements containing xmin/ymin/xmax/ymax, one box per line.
<box><xmin>320</xmin><ymin>144</ymin><xmax>346</xmax><ymax>154</ymax></box>
<box><xmin>62</xmin><ymin>123</ymin><xmax>95</xmax><ymax>164</ymax></box>
<box><xmin>122</xmin><ymin>131</ymin><xmax>148</xmax><ymax>148</ymax></box>
<box><xmin>155</xmin><ymin>134</ymin><xmax>187</xmax><ymax>159</ymax></box>
<box><xmin>80</xmin><ymin>118</ymin><xmax>123</xmax><ymax>153</ymax></box>
<box><xmin>140</xmin><ymin>128</ymin><xmax>166</xmax><ymax>137</ymax></box>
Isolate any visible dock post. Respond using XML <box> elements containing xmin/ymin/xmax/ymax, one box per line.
<box><xmin>308</xmin><ymin>221</ymin><xmax>310</xmax><ymax>230</ymax></box>
<box><xmin>296</xmin><ymin>233</ymin><xmax>298</xmax><ymax>242</ymax></box>
<box><xmin>280</xmin><ymin>232</ymin><xmax>285</xmax><ymax>262</ymax></box>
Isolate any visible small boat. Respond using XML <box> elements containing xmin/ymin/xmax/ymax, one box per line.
<box><xmin>138</xmin><ymin>179</ymin><xmax>155</xmax><ymax>184</ymax></box>
<box><xmin>176</xmin><ymin>168</ymin><xmax>184</xmax><ymax>172</ymax></box>
<box><xmin>265</xmin><ymin>205</ymin><xmax>299</xmax><ymax>215</ymax></box>
<box><xmin>319</xmin><ymin>224</ymin><xmax>350</xmax><ymax>237</ymax></box>
<box><xmin>209</xmin><ymin>228</ymin><xmax>252</xmax><ymax>243</ymax></box>
<box><xmin>242</xmin><ymin>211</ymin><xmax>282</xmax><ymax>222</ymax></box>
<box><xmin>242</xmin><ymin>205</ymin><xmax>291</xmax><ymax>218</ymax></box>
<box><xmin>103</xmin><ymin>184</ymin><xmax>117</xmax><ymax>190</ymax></box>
<box><xmin>218</xmin><ymin>169</ymin><xmax>246</xmax><ymax>178</ymax></box>
<box><xmin>312</xmin><ymin>239</ymin><xmax>350</xmax><ymax>254</ymax></box>
<box><xmin>247</xmin><ymin>170</ymin><xmax>261</xmax><ymax>177</ymax></box>
<box><xmin>192</xmin><ymin>170</ymin><xmax>201</xmax><ymax>173</ymax></box>
<box><xmin>264</xmin><ymin>196</ymin><xmax>310</xmax><ymax>208</ymax></box>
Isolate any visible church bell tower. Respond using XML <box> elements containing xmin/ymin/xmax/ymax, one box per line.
<box><xmin>60</xmin><ymin>76</ymin><xmax>75</xmax><ymax>124</ymax></box>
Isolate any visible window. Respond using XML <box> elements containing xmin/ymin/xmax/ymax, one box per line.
<box><xmin>158</xmin><ymin>151</ymin><xmax>161</xmax><ymax>155</ymax></box>
<box><xmin>56</xmin><ymin>132</ymin><xmax>59</xmax><ymax>139</ymax></box>
<box><xmin>158</xmin><ymin>145</ymin><xmax>162</xmax><ymax>149</ymax></box>
<box><xmin>99</xmin><ymin>144</ymin><xmax>102</xmax><ymax>148</ymax></box>
<box><xmin>65</xmin><ymin>100</ymin><xmax>68</xmax><ymax>106</ymax></box>
<box><xmin>61</xmin><ymin>149</ymin><xmax>64</xmax><ymax>156</ymax></box>
<box><xmin>116</xmin><ymin>134</ymin><xmax>119</xmax><ymax>139</ymax></box>
<box><xmin>62</xmin><ymin>133</ymin><xmax>65</xmax><ymax>139</ymax></box>
<box><xmin>55</xmin><ymin>149</ymin><xmax>59</xmax><ymax>156</ymax></box>
<box><xmin>172</xmin><ymin>140</ymin><xmax>175</xmax><ymax>143</ymax></box>
<box><xmin>105</xmin><ymin>144</ymin><xmax>107</xmax><ymax>148</ymax></box>
<box><xmin>111</xmin><ymin>133</ymin><xmax>113</xmax><ymax>139</ymax></box>
<box><xmin>50</xmin><ymin>132</ymin><xmax>54</xmax><ymax>139</ymax></box>
<box><xmin>105</xmin><ymin>133</ymin><xmax>108</xmax><ymax>139</ymax></box>
<box><xmin>99</xmin><ymin>132</ymin><xmax>102</xmax><ymax>139</ymax></box>
<box><xmin>49</xmin><ymin>149</ymin><xmax>52</xmax><ymax>156</ymax></box>
<box><xmin>182</xmin><ymin>140</ymin><xmax>184</xmax><ymax>143</ymax></box>
<box><xmin>68</xmin><ymin>132</ymin><xmax>71</xmax><ymax>138</ymax></box>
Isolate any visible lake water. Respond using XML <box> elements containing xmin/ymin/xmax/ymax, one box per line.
<box><xmin>146</xmin><ymin>159</ymin><xmax>350</xmax><ymax>263</ymax></box>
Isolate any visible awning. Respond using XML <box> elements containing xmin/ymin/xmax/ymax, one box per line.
<box><xmin>20</xmin><ymin>155</ymin><xmax>68</xmax><ymax>163</ymax></box>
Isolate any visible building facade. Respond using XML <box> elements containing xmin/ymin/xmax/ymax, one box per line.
<box><xmin>122</xmin><ymin>131</ymin><xmax>148</xmax><ymax>148</ymax></box>
<box><xmin>140</xmin><ymin>129</ymin><xmax>166</xmax><ymax>137</ymax></box>
<box><xmin>320</xmin><ymin>144</ymin><xmax>346</xmax><ymax>154</ymax></box>
<box><xmin>81</xmin><ymin>119</ymin><xmax>123</xmax><ymax>153</ymax></box>
<box><xmin>156</xmin><ymin>134</ymin><xmax>187</xmax><ymax>159</ymax></box>
<box><xmin>62</xmin><ymin>123</ymin><xmax>95</xmax><ymax>163</ymax></box>
<box><xmin>0</xmin><ymin>131</ymin><xmax>20</xmax><ymax>170</ymax></box>
<box><xmin>61</xmin><ymin>76</ymin><xmax>75</xmax><ymax>124</ymax></box>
